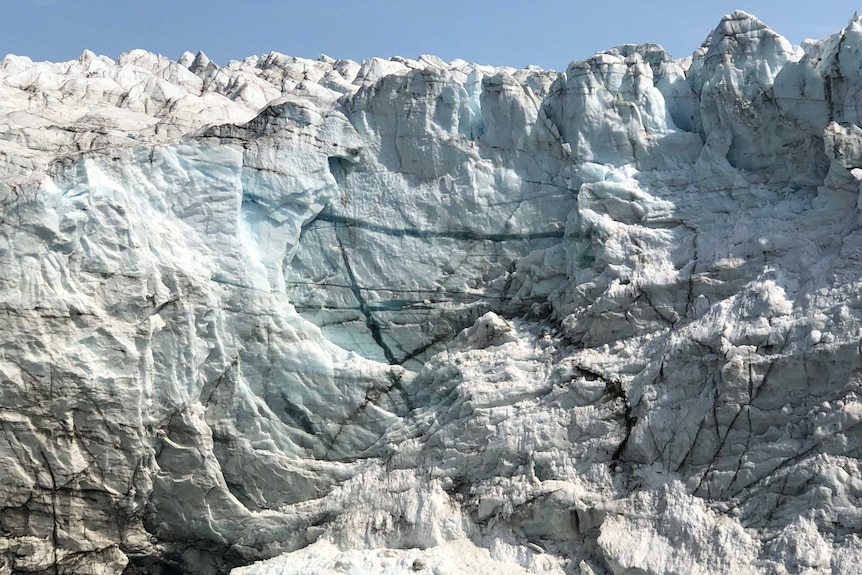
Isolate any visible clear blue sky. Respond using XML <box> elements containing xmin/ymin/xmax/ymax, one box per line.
<box><xmin>5</xmin><ymin>1</ymin><xmax>861</xmax><ymax>69</ymax></box>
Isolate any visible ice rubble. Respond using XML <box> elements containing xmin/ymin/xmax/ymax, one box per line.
<box><xmin>2</xmin><ymin>9</ymin><xmax>862</xmax><ymax>575</ymax></box>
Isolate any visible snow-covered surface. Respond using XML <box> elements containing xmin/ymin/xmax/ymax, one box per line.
<box><xmin>2</xmin><ymin>10</ymin><xmax>862</xmax><ymax>575</ymax></box>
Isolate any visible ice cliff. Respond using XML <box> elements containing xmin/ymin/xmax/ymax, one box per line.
<box><xmin>2</xmin><ymin>10</ymin><xmax>862</xmax><ymax>575</ymax></box>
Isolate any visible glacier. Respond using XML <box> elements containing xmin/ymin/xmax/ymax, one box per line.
<box><xmin>1</xmin><ymin>9</ymin><xmax>862</xmax><ymax>575</ymax></box>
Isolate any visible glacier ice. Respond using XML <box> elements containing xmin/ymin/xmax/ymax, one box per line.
<box><xmin>2</xmin><ymin>9</ymin><xmax>862</xmax><ymax>575</ymax></box>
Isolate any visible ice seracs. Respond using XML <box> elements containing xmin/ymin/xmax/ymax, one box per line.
<box><xmin>2</xmin><ymin>10</ymin><xmax>862</xmax><ymax>575</ymax></box>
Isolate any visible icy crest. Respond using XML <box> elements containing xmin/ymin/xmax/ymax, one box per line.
<box><xmin>2</xmin><ymin>12</ymin><xmax>862</xmax><ymax>575</ymax></box>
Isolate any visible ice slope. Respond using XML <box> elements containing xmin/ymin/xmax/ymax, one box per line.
<box><xmin>1</xmin><ymin>9</ymin><xmax>862</xmax><ymax>575</ymax></box>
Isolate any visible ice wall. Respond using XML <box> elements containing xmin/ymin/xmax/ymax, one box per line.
<box><xmin>1</xmin><ymin>11</ymin><xmax>862</xmax><ymax>575</ymax></box>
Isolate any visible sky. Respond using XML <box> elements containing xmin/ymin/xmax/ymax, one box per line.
<box><xmin>4</xmin><ymin>1</ymin><xmax>862</xmax><ymax>70</ymax></box>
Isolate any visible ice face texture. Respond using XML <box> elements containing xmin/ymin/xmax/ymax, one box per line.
<box><xmin>2</xmin><ymin>10</ymin><xmax>862</xmax><ymax>575</ymax></box>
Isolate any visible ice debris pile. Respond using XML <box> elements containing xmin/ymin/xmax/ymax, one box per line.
<box><xmin>1</xmin><ymin>10</ymin><xmax>862</xmax><ymax>575</ymax></box>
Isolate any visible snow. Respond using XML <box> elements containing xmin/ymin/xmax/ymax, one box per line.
<box><xmin>1</xmin><ymin>10</ymin><xmax>862</xmax><ymax>575</ymax></box>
